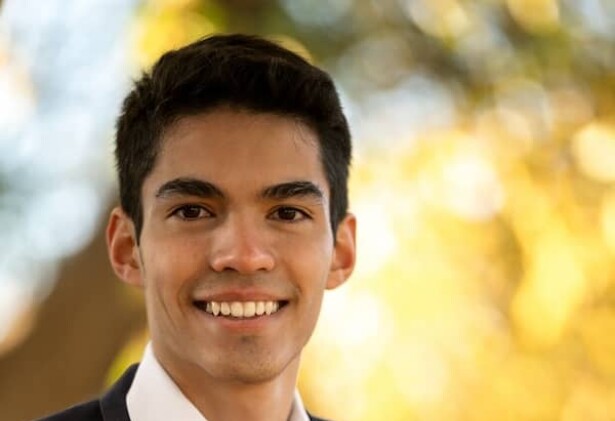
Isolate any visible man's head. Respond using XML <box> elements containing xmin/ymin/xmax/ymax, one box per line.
<box><xmin>106</xmin><ymin>34</ymin><xmax>356</xmax><ymax>390</ymax></box>
<box><xmin>115</xmin><ymin>34</ymin><xmax>351</xmax><ymax>242</ymax></box>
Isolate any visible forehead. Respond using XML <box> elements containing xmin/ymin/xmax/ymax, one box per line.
<box><xmin>144</xmin><ymin>109</ymin><xmax>329</xmax><ymax>198</ymax></box>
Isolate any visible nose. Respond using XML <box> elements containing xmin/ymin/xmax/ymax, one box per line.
<box><xmin>208</xmin><ymin>215</ymin><xmax>275</xmax><ymax>274</ymax></box>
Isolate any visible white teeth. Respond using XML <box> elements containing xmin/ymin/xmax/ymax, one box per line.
<box><xmin>203</xmin><ymin>300</ymin><xmax>282</xmax><ymax>318</ymax></box>
<box><xmin>244</xmin><ymin>301</ymin><xmax>256</xmax><ymax>317</ymax></box>
<box><xmin>230</xmin><ymin>302</ymin><xmax>243</xmax><ymax>317</ymax></box>
<box><xmin>221</xmin><ymin>302</ymin><xmax>231</xmax><ymax>316</ymax></box>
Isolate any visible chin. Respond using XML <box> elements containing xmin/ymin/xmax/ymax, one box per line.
<box><xmin>223</xmin><ymin>364</ymin><xmax>283</xmax><ymax>384</ymax></box>
<box><xmin>204</xmin><ymin>343</ymin><xmax>299</xmax><ymax>385</ymax></box>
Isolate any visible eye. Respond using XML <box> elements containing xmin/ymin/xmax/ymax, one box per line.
<box><xmin>171</xmin><ymin>205</ymin><xmax>213</xmax><ymax>220</ymax></box>
<box><xmin>270</xmin><ymin>206</ymin><xmax>310</xmax><ymax>222</ymax></box>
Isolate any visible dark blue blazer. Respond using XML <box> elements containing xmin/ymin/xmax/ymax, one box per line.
<box><xmin>35</xmin><ymin>364</ymin><xmax>329</xmax><ymax>421</ymax></box>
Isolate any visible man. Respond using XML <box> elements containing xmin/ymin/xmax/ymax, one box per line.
<box><xmin>38</xmin><ymin>34</ymin><xmax>356</xmax><ymax>421</ymax></box>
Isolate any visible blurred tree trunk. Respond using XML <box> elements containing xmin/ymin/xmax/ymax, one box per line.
<box><xmin>0</xmin><ymin>211</ymin><xmax>146</xmax><ymax>421</ymax></box>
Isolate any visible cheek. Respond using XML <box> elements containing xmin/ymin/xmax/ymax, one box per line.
<box><xmin>286</xmin><ymin>238</ymin><xmax>334</xmax><ymax>294</ymax></box>
<box><xmin>141</xmin><ymin>236</ymin><xmax>207</xmax><ymax>299</ymax></box>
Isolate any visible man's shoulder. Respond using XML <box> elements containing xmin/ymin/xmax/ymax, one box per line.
<box><xmin>33</xmin><ymin>363</ymin><xmax>332</xmax><ymax>421</ymax></box>
<box><xmin>34</xmin><ymin>364</ymin><xmax>138</xmax><ymax>421</ymax></box>
<box><xmin>34</xmin><ymin>399</ymin><xmax>102</xmax><ymax>421</ymax></box>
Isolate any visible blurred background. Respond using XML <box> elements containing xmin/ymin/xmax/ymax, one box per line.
<box><xmin>1</xmin><ymin>0</ymin><xmax>614</xmax><ymax>419</ymax></box>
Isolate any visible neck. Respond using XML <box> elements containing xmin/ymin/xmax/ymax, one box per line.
<box><xmin>155</xmin><ymin>349</ymin><xmax>301</xmax><ymax>421</ymax></box>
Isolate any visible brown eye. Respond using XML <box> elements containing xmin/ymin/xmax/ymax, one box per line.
<box><xmin>271</xmin><ymin>207</ymin><xmax>309</xmax><ymax>222</ymax></box>
<box><xmin>173</xmin><ymin>205</ymin><xmax>211</xmax><ymax>220</ymax></box>
<box><xmin>277</xmin><ymin>208</ymin><xmax>298</xmax><ymax>220</ymax></box>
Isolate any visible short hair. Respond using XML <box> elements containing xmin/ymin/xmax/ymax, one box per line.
<box><xmin>115</xmin><ymin>34</ymin><xmax>351</xmax><ymax>242</ymax></box>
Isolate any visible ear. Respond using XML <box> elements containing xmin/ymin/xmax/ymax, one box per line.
<box><xmin>106</xmin><ymin>207</ymin><xmax>144</xmax><ymax>288</ymax></box>
<box><xmin>326</xmin><ymin>213</ymin><xmax>357</xmax><ymax>290</ymax></box>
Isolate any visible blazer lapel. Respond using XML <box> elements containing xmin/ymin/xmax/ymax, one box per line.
<box><xmin>99</xmin><ymin>364</ymin><xmax>139</xmax><ymax>421</ymax></box>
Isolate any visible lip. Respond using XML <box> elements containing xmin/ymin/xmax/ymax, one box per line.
<box><xmin>192</xmin><ymin>288</ymin><xmax>288</xmax><ymax>303</ymax></box>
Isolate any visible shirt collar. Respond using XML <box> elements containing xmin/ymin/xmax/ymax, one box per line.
<box><xmin>126</xmin><ymin>343</ymin><xmax>309</xmax><ymax>421</ymax></box>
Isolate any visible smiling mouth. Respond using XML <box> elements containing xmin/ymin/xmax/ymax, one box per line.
<box><xmin>193</xmin><ymin>300</ymin><xmax>288</xmax><ymax>318</ymax></box>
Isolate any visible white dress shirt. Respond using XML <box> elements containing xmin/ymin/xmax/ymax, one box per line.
<box><xmin>126</xmin><ymin>343</ymin><xmax>310</xmax><ymax>421</ymax></box>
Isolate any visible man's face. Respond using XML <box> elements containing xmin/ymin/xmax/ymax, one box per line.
<box><xmin>109</xmin><ymin>109</ymin><xmax>355</xmax><ymax>385</ymax></box>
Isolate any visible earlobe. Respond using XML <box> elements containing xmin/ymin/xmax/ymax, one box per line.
<box><xmin>326</xmin><ymin>213</ymin><xmax>357</xmax><ymax>290</ymax></box>
<box><xmin>106</xmin><ymin>207</ymin><xmax>144</xmax><ymax>287</ymax></box>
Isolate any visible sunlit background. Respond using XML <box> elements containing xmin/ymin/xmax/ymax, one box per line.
<box><xmin>1</xmin><ymin>0</ymin><xmax>614</xmax><ymax>420</ymax></box>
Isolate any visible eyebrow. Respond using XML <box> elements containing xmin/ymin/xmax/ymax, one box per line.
<box><xmin>261</xmin><ymin>181</ymin><xmax>324</xmax><ymax>203</ymax></box>
<box><xmin>155</xmin><ymin>177</ymin><xmax>324</xmax><ymax>203</ymax></box>
<box><xmin>155</xmin><ymin>178</ymin><xmax>224</xmax><ymax>199</ymax></box>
